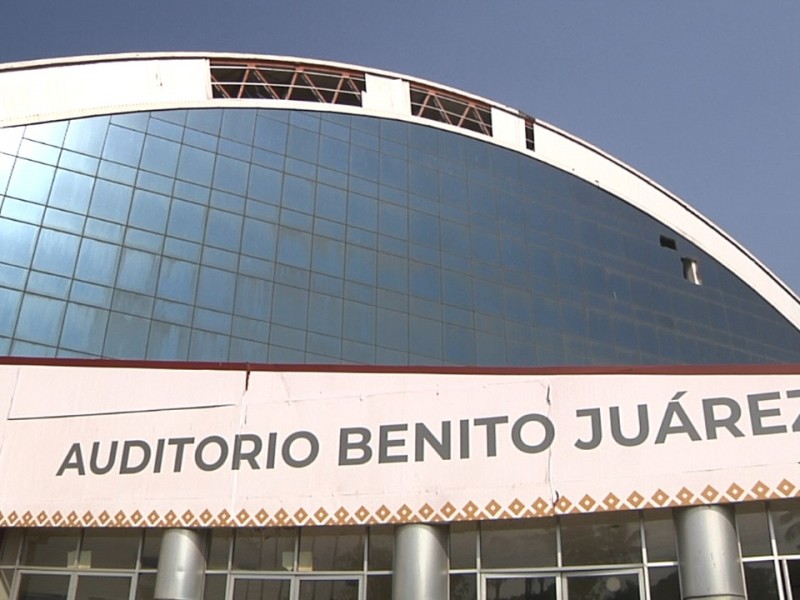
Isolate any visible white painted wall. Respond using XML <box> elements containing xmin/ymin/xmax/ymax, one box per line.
<box><xmin>0</xmin><ymin>58</ymin><xmax>209</xmax><ymax>127</ymax></box>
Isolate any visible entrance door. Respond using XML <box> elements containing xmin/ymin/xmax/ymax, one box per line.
<box><xmin>563</xmin><ymin>571</ymin><xmax>642</xmax><ymax>600</ymax></box>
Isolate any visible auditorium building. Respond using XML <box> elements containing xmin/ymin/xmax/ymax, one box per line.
<box><xmin>0</xmin><ymin>53</ymin><xmax>799</xmax><ymax>600</ymax></box>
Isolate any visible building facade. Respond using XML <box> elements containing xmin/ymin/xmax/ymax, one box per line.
<box><xmin>0</xmin><ymin>54</ymin><xmax>799</xmax><ymax>600</ymax></box>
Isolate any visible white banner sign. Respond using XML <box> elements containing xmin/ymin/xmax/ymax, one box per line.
<box><xmin>0</xmin><ymin>364</ymin><xmax>798</xmax><ymax>527</ymax></box>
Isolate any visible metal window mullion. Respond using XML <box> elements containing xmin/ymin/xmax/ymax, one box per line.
<box><xmin>361</xmin><ymin>528</ymin><xmax>368</xmax><ymax>600</ymax></box>
<box><xmin>638</xmin><ymin>511</ymin><xmax>652</xmax><ymax>600</ymax></box>
<box><xmin>768</xmin><ymin>504</ymin><xmax>787</xmax><ymax>600</ymax></box>
<box><xmin>782</xmin><ymin>559</ymin><xmax>793</xmax><ymax>600</ymax></box>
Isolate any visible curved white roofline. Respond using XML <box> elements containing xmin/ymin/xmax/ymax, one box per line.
<box><xmin>1</xmin><ymin>52</ymin><xmax>798</xmax><ymax>332</ymax></box>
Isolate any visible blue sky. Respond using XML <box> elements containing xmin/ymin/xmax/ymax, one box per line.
<box><xmin>2</xmin><ymin>1</ymin><xmax>799</xmax><ymax>295</ymax></box>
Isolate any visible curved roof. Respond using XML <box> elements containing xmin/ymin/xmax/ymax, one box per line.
<box><xmin>2</xmin><ymin>52</ymin><xmax>799</xmax><ymax>332</ymax></box>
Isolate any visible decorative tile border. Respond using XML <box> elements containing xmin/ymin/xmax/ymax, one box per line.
<box><xmin>2</xmin><ymin>478</ymin><xmax>798</xmax><ymax>528</ymax></box>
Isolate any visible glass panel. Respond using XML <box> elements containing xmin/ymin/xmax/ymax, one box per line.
<box><xmin>233</xmin><ymin>529</ymin><xmax>296</xmax><ymax>571</ymax></box>
<box><xmin>367</xmin><ymin>526</ymin><xmax>393</xmax><ymax>571</ymax></box>
<box><xmin>140</xmin><ymin>529</ymin><xmax>163</xmax><ymax>569</ymax></box>
<box><xmin>0</xmin><ymin>529</ymin><xmax>23</xmax><ymax>565</ymax></box>
<box><xmin>643</xmin><ymin>510</ymin><xmax>676</xmax><ymax>562</ymax></box>
<box><xmin>297</xmin><ymin>579</ymin><xmax>359</xmax><ymax>600</ymax></box>
<box><xmin>450</xmin><ymin>522</ymin><xmax>477</xmax><ymax>569</ymax></box>
<box><xmin>6</xmin><ymin>159</ymin><xmax>55</xmax><ymax>204</ymax></box>
<box><xmin>481</xmin><ymin>519</ymin><xmax>556</xmax><ymax>569</ymax></box>
<box><xmin>367</xmin><ymin>574</ymin><xmax>391</xmax><ymax>600</ymax></box>
<box><xmin>648</xmin><ymin>566</ymin><xmax>680</xmax><ymax>600</ymax></box>
<box><xmin>75</xmin><ymin>576</ymin><xmax>131</xmax><ymax>600</ymax></box>
<box><xmin>208</xmin><ymin>529</ymin><xmax>232</xmax><ymax>570</ymax></box>
<box><xmin>786</xmin><ymin>559</ymin><xmax>800</xmax><ymax>600</ymax></box>
<box><xmin>771</xmin><ymin>499</ymin><xmax>800</xmax><ymax>555</ymax></box>
<box><xmin>298</xmin><ymin>527</ymin><xmax>365</xmax><ymax>571</ymax></box>
<box><xmin>16</xmin><ymin>574</ymin><xmax>69</xmax><ymax>600</ymax></box>
<box><xmin>232</xmin><ymin>578</ymin><xmax>290</xmax><ymax>600</ymax></box>
<box><xmin>81</xmin><ymin>529</ymin><xmax>140</xmax><ymax>569</ymax></box>
<box><xmin>136</xmin><ymin>573</ymin><xmax>156</xmax><ymax>600</ymax></box>
<box><xmin>566</xmin><ymin>573</ymin><xmax>639</xmax><ymax>600</ymax></box>
<box><xmin>0</xmin><ymin>219</ymin><xmax>38</xmax><ymax>267</ymax></box>
<box><xmin>560</xmin><ymin>512</ymin><xmax>642</xmax><ymax>566</ymax></box>
<box><xmin>450</xmin><ymin>574</ymin><xmax>476</xmax><ymax>600</ymax></box>
<box><xmin>737</xmin><ymin>502</ymin><xmax>771</xmax><ymax>557</ymax></box>
<box><xmin>0</xmin><ymin>569</ymin><xmax>11</xmax><ymax>600</ymax></box>
<box><xmin>484</xmin><ymin>577</ymin><xmax>556</xmax><ymax>600</ymax></box>
<box><xmin>204</xmin><ymin>574</ymin><xmax>227</xmax><ymax>600</ymax></box>
<box><xmin>20</xmin><ymin>529</ymin><xmax>80</xmax><ymax>567</ymax></box>
<box><xmin>743</xmin><ymin>560</ymin><xmax>779</xmax><ymax>600</ymax></box>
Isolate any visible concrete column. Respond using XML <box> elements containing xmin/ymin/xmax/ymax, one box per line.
<box><xmin>675</xmin><ymin>505</ymin><xmax>745</xmax><ymax>600</ymax></box>
<box><xmin>393</xmin><ymin>523</ymin><xmax>448</xmax><ymax>600</ymax></box>
<box><xmin>154</xmin><ymin>528</ymin><xmax>206</xmax><ymax>600</ymax></box>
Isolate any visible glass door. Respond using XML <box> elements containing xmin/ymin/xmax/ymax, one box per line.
<box><xmin>562</xmin><ymin>570</ymin><xmax>642</xmax><ymax>600</ymax></box>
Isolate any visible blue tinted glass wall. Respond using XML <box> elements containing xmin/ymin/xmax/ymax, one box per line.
<box><xmin>0</xmin><ymin>108</ymin><xmax>799</xmax><ymax>365</ymax></box>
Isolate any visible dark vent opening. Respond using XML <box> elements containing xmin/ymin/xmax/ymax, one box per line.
<box><xmin>660</xmin><ymin>235</ymin><xmax>677</xmax><ymax>250</ymax></box>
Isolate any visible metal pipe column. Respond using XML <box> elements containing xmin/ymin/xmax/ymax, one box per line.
<box><xmin>154</xmin><ymin>528</ymin><xmax>207</xmax><ymax>600</ymax></box>
<box><xmin>393</xmin><ymin>523</ymin><xmax>448</xmax><ymax>600</ymax></box>
<box><xmin>675</xmin><ymin>505</ymin><xmax>745</xmax><ymax>600</ymax></box>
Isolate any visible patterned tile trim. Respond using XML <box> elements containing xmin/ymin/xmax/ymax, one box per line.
<box><xmin>1</xmin><ymin>479</ymin><xmax>797</xmax><ymax>527</ymax></box>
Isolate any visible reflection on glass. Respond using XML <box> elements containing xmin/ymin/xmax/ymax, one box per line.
<box><xmin>2</xmin><ymin>107</ymin><xmax>800</xmax><ymax>367</ymax></box>
<box><xmin>567</xmin><ymin>574</ymin><xmax>639</xmax><ymax>600</ymax></box>
<box><xmin>233</xmin><ymin>529</ymin><xmax>296</xmax><ymax>571</ymax></box>
<box><xmin>204</xmin><ymin>574</ymin><xmax>227</xmax><ymax>600</ymax></box>
<box><xmin>736</xmin><ymin>502</ymin><xmax>771</xmax><ymax>557</ymax></box>
<box><xmin>207</xmin><ymin>529</ymin><xmax>232</xmax><ymax>570</ymax></box>
<box><xmin>771</xmin><ymin>499</ymin><xmax>800</xmax><ymax>555</ymax></box>
<box><xmin>81</xmin><ymin>529</ymin><xmax>140</xmax><ymax>569</ymax></box>
<box><xmin>0</xmin><ymin>530</ymin><xmax>23</xmax><ymax>566</ymax></box>
<box><xmin>366</xmin><ymin>574</ymin><xmax>391</xmax><ymax>600</ymax></box>
<box><xmin>484</xmin><ymin>577</ymin><xmax>556</xmax><ymax>600</ymax></box>
<box><xmin>643</xmin><ymin>510</ymin><xmax>676</xmax><ymax>562</ymax></box>
<box><xmin>140</xmin><ymin>530</ymin><xmax>163</xmax><ymax>570</ymax></box>
<box><xmin>75</xmin><ymin>576</ymin><xmax>131</xmax><ymax>600</ymax></box>
<box><xmin>17</xmin><ymin>573</ymin><xmax>70</xmax><ymax>600</ymax></box>
<box><xmin>481</xmin><ymin>519</ymin><xmax>556</xmax><ymax>569</ymax></box>
<box><xmin>233</xmin><ymin>578</ymin><xmax>290</xmax><ymax>600</ymax></box>
<box><xmin>648</xmin><ymin>566</ymin><xmax>680</xmax><ymax>600</ymax></box>
<box><xmin>560</xmin><ymin>513</ymin><xmax>641</xmax><ymax>566</ymax></box>
<box><xmin>297</xmin><ymin>579</ymin><xmax>358</xmax><ymax>600</ymax></box>
<box><xmin>298</xmin><ymin>527</ymin><xmax>364</xmax><ymax>571</ymax></box>
<box><xmin>450</xmin><ymin>574</ymin><xmax>476</xmax><ymax>600</ymax></box>
<box><xmin>449</xmin><ymin>523</ymin><xmax>477</xmax><ymax>569</ymax></box>
<box><xmin>743</xmin><ymin>561</ymin><xmax>779</xmax><ymax>600</ymax></box>
<box><xmin>136</xmin><ymin>573</ymin><xmax>156</xmax><ymax>600</ymax></box>
<box><xmin>367</xmin><ymin>527</ymin><xmax>393</xmax><ymax>571</ymax></box>
<box><xmin>20</xmin><ymin>529</ymin><xmax>79</xmax><ymax>567</ymax></box>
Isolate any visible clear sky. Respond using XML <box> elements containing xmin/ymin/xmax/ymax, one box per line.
<box><xmin>2</xmin><ymin>1</ymin><xmax>798</xmax><ymax>295</ymax></box>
